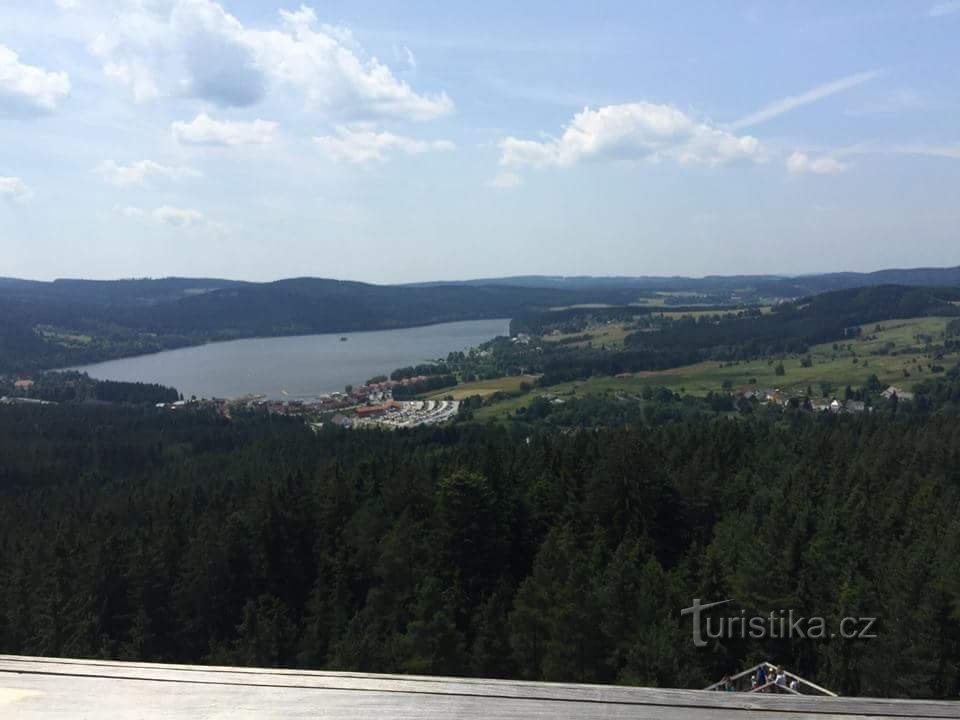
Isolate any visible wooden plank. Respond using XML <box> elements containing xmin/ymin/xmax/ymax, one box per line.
<box><xmin>2</xmin><ymin>655</ymin><xmax>959</xmax><ymax>719</ymax></box>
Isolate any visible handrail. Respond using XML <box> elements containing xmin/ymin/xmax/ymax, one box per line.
<box><xmin>704</xmin><ymin>661</ymin><xmax>837</xmax><ymax>697</ymax></box>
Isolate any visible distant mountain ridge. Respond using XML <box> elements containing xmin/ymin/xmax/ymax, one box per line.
<box><xmin>404</xmin><ymin>266</ymin><xmax>960</xmax><ymax>295</ymax></box>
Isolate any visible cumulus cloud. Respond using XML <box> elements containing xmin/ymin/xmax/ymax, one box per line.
<box><xmin>97</xmin><ymin>160</ymin><xmax>201</xmax><ymax>186</ymax></box>
<box><xmin>929</xmin><ymin>1</ymin><xmax>960</xmax><ymax>16</ymax></box>
<box><xmin>486</xmin><ymin>171</ymin><xmax>522</xmax><ymax>189</ymax></box>
<box><xmin>87</xmin><ymin>0</ymin><xmax>452</xmax><ymax>119</ymax></box>
<box><xmin>0</xmin><ymin>44</ymin><xmax>71</xmax><ymax>112</ymax></box>
<box><xmin>172</xmin><ymin>112</ymin><xmax>277</xmax><ymax>146</ymax></box>
<box><xmin>153</xmin><ymin>205</ymin><xmax>206</xmax><ymax>227</ymax></box>
<box><xmin>171</xmin><ymin>0</ymin><xmax>267</xmax><ymax>107</ymax></box>
<box><xmin>786</xmin><ymin>151</ymin><xmax>848</xmax><ymax>175</ymax></box>
<box><xmin>0</xmin><ymin>176</ymin><xmax>33</xmax><ymax>202</ymax></box>
<box><xmin>499</xmin><ymin>103</ymin><xmax>762</xmax><ymax>169</ymax></box>
<box><xmin>313</xmin><ymin>125</ymin><xmax>454</xmax><ymax>163</ymax></box>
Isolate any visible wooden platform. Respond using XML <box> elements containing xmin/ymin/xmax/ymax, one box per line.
<box><xmin>2</xmin><ymin>655</ymin><xmax>959</xmax><ymax>719</ymax></box>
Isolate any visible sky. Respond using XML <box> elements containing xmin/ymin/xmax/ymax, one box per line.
<box><xmin>1</xmin><ymin>1</ymin><xmax>959</xmax><ymax>284</ymax></box>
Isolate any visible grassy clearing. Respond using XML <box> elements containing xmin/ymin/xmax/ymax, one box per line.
<box><xmin>427</xmin><ymin>374</ymin><xmax>540</xmax><ymax>400</ymax></box>
<box><xmin>543</xmin><ymin>322</ymin><xmax>634</xmax><ymax>348</ymax></box>
<box><xmin>633</xmin><ymin>292</ymin><xmax>717</xmax><ymax>308</ymax></box>
<box><xmin>547</xmin><ymin>303</ymin><xmax>616</xmax><ymax>311</ymax></box>
<box><xmin>35</xmin><ymin>325</ymin><xmax>93</xmax><ymax>346</ymax></box>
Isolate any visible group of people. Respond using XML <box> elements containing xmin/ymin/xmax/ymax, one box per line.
<box><xmin>751</xmin><ymin>666</ymin><xmax>799</xmax><ymax>692</ymax></box>
<box><xmin>717</xmin><ymin>665</ymin><xmax>800</xmax><ymax>692</ymax></box>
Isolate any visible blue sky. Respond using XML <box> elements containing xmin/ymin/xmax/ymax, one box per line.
<box><xmin>1</xmin><ymin>0</ymin><xmax>959</xmax><ymax>283</ymax></box>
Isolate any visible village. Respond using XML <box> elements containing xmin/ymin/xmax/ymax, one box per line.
<box><xmin>739</xmin><ymin>385</ymin><xmax>914</xmax><ymax>413</ymax></box>
<box><xmin>151</xmin><ymin>373</ymin><xmax>461</xmax><ymax>429</ymax></box>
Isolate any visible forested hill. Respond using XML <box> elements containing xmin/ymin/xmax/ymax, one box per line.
<box><xmin>134</xmin><ymin>279</ymin><xmax>638</xmax><ymax>335</ymax></box>
<box><xmin>0</xmin><ymin>278</ymin><xmax>639</xmax><ymax>372</ymax></box>
<box><xmin>625</xmin><ymin>284</ymin><xmax>960</xmax><ymax>359</ymax></box>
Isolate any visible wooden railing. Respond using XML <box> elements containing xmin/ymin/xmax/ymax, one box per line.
<box><xmin>703</xmin><ymin>661</ymin><xmax>837</xmax><ymax>697</ymax></box>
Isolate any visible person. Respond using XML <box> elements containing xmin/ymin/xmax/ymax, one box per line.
<box><xmin>751</xmin><ymin>673</ymin><xmax>757</xmax><ymax>690</ymax></box>
<box><xmin>776</xmin><ymin>669</ymin><xmax>787</xmax><ymax>687</ymax></box>
<box><xmin>756</xmin><ymin>666</ymin><xmax>767</xmax><ymax>690</ymax></box>
<box><xmin>789</xmin><ymin>678</ymin><xmax>799</xmax><ymax>691</ymax></box>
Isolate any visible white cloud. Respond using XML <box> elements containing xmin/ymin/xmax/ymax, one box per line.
<box><xmin>929</xmin><ymin>1</ymin><xmax>960</xmax><ymax>16</ymax></box>
<box><xmin>730</xmin><ymin>70</ymin><xmax>880</xmax><ymax>129</ymax></box>
<box><xmin>844</xmin><ymin>89</ymin><xmax>926</xmax><ymax>116</ymax></box>
<box><xmin>0</xmin><ymin>44</ymin><xmax>71</xmax><ymax>112</ymax></box>
<box><xmin>0</xmin><ymin>176</ymin><xmax>33</xmax><ymax>203</ymax></box>
<box><xmin>486</xmin><ymin>171</ymin><xmax>522</xmax><ymax>189</ymax></box>
<box><xmin>402</xmin><ymin>46</ymin><xmax>417</xmax><ymax>72</ymax></box>
<box><xmin>97</xmin><ymin>160</ymin><xmax>201</xmax><ymax>187</ymax></box>
<box><xmin>86</xmin><ymin>0</ymin><xmax>452</xmax><ymax>119</ymax></box>
<box><xmin>313</xmin><ymin>125</ymin><xmax>455</xmax><ymax>163</ymax></box>
<box><xmin>890</xmin><ymin>144</ymin><xmax>960</xmax><ymax>160</ymax></box>
<box><xmin>118</xmin><ymin>205</ymin><xmax>145</xmax><ymax>218</ymax></box>
<box><xmin>172</xmin><ymin>112</ymin><xmax>277</xmax><ymax>146</ymax></box>
<box><xmin>786</xmin><ymin>151</ymin><xmax>848</xmax><ymax>175</ymax></box>
<box><xmin>153</xmin><ymin>205</ymin><xmax>206</xmax><ymax>227</ymax></box>
<box><xmin>499</xmin><ymin>103</ymin><xmax>762</xmax><ymax>169</ymax></box>
<box><xmin>830</xmin><ymin>142</ymin><xmax>960</xmax><ymax>163</ymax></box>
<box><xmin>171</xmin><ymin>0</ymin><xmax>267</xmax><ymax>107</ymax></box>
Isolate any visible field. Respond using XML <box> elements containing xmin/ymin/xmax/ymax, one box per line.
<box><xmin>426</xmin><ymin>374</ymin><xmax>540</xmax><ymax>400</ymax></box>
<box><xmin>474</xmin><ymin>316</ymin><xmax>958</xmax><ymax>420</ymax></box>
<box><xmin>541</xmin><ymin>308</ymin><xmax>774</xmax><ymax>348</ymax></box>
<box><xmin>35</xmin><ymin>325</ymin><xmax>93</xmax><ymax>346</ymax></box>
<box><xmin>542</xmin><ymin>322</ymin><xmax>634</xmax><ymax>348</ymax></box>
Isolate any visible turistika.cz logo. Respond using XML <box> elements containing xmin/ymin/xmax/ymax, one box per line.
<box><xmin>680</xmin><ymin>599</ymin><xmax>878</xmax><ymax>648</ymax></box>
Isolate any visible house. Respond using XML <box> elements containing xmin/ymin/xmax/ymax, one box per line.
<box><xmin>356</xmin><ymin>400</ymin><xmax>401</xmax><ymax>418</ymax></box>
<box><xmin>881</xmin><ymin>385</ymin><xmax>914</xmax><ymax>401</ymax></box>
<box><xmin>845</xmin><ymin>400</ymin><xmax>867</xmax><ymax>413</ymax></box>
<box><xmin>765</xmin><ymin>389</ymin><xmax>788</xmax><ymax>406</ymax></box>
<box><xmin>13</xmin><ymin>378</ymin><xmax>34</xmax><ymax>390</ymax></box>
<box><xmin>830</xmin><ymin>399</ymin><xmax>843</xmax><ymax>413</ymax></box>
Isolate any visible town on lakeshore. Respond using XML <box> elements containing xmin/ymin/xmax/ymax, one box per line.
<box><xmin>149</xmin><ymin>373</ymin><xmax>461</xmax><ymax>430</ymax></box>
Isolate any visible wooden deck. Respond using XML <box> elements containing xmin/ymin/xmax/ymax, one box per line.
<box><xmin>2</xmin><ymin>655</ymin><xmax>959</xmax><ymax>719</ymax></box>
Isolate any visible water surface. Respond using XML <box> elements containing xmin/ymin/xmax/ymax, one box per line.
<box><xmin>72</xmin><ymin>319</ymin><xmax>509</xmax><ymax>399</ymax></box>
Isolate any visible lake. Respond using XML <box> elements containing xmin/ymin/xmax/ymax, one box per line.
<box><xmin>72</xmin><ymin>319</ymin><xmax>509</xmax><ymax>399</ymax></box>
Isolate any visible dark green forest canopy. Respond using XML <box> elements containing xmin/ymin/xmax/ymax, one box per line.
<box><xmin>2</xmin><ymin>404</ymin><xmax>960</xmax><ymax>698</ymax></box>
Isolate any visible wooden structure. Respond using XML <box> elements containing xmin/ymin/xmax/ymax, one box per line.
<box><xmin>2</xmin><ymin>654</ymin><xmax>959</xmax><ymax>718</ymax></box>
<box><xmin>705</xmin><ymin>661</ymin><xmax>837</xmax><ymax>696</ymax></box>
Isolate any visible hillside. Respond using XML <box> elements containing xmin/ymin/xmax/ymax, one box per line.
<box><xmin>0</xmin><ymin>278</ymin><xmax>638</xmax><ymax>373</ymax></box>
<box><xmin>4</xmin><ymin>269</ymin><xmax>960</xmax><ymax>374</ymax></box>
